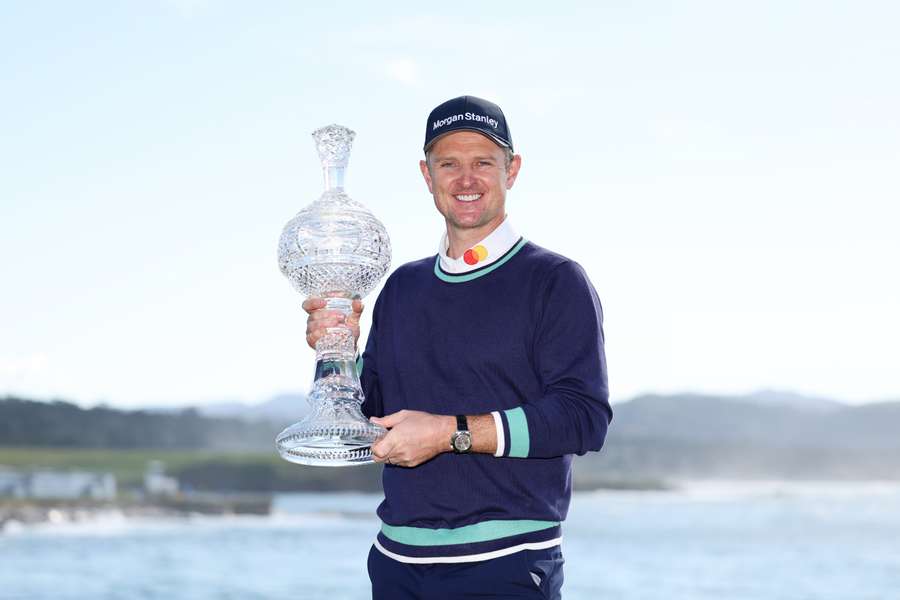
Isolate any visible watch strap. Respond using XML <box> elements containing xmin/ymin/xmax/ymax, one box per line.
<box><xmin>456</xmin><ymin>414</ymin><xmax>468</xmax><ymax>432</ymax></box>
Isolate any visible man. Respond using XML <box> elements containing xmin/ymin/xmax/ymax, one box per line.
<box><xmin>304</xmin><ymin>95</ymin><xmax>611</xmax><ymax>599</ymax></box>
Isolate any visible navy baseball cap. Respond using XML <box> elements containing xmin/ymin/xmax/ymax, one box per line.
<box><xmin>423</xmin><ymin>95</ymin><xmax>513</xmax><ymax>153</ymax></box>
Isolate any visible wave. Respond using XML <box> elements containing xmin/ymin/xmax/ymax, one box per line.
<box><xmin>1</xmin><ymin>504</ymin><xmax>380</xmax><ymax>538</ymax></box>
<box><xmin>582</xmin><ymin>478</ymin><xmax>900</xmax><ymax>501</ymax></box>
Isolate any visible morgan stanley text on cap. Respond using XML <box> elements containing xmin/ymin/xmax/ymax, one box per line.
<box><xmin>423</xmin><ymin>95</ymin><xmax>513</xmax><ymax>153</ymax></box>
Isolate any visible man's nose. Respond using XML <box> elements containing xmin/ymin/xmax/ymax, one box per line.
<box><xmin>456</xmin><ymin>166</ymin><xmax>476</xmax><ymax>187</ymax></box>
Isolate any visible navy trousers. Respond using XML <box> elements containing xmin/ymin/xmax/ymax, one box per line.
<box><xmin>368</xmin><ymin>544</ymin><xmax>565</xmax><ymax>599</ymax></box>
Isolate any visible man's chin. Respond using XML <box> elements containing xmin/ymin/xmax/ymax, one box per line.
<box><xmin>448</xmin><ymin>217</ymin><xmax>488</xmax><ymax>231</ymax></box>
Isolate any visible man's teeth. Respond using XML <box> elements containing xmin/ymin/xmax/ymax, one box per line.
<box><xmin>455</xmin><ymin>194</ymin><xmax>482</xmax><ymax>202</ymax></box>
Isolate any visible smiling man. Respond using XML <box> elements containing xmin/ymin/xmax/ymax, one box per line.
<box><xmin>304</xmin><ymin>96</ymin><xmax>612</xmax><ymax>599</ymax></box>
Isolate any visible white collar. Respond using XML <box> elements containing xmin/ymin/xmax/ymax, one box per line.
<box><xmin>437</xmin><ymin>217</ymin><xmax>521</xmax><ymax>274</ymax></box>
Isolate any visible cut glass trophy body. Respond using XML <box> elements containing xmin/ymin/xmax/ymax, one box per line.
<box><xmin>276</xmin><ymin>124</ymin><xmax>391</xmax><ymax>466</ymax></box>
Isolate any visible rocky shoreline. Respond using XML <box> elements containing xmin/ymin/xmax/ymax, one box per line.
<box><xmin>1</xmin><ymin>479</ymin><xmax>672</xmax><ymax>533</ymax></box>
<box><xmin>0</xmin><ymin>493</ymin><xmax>273</xmax><ymax>533</ymax></box>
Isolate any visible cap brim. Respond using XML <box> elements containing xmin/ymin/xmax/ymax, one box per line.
<box><xmin>424</xmin><ymin>127</ymin><xmax>512</xmax><ymax>153</ymax></box>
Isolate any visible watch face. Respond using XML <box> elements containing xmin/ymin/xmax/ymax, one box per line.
<box><xmin>453</xmin><ymin>431</ymin><xmax>472</xmax><ymax>452</ymax></box>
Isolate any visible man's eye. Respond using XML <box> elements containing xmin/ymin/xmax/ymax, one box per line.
<box><xmin>440</xmin><ymin>162</ymin><xmax>455</xmax><ymax>168</ymax></box>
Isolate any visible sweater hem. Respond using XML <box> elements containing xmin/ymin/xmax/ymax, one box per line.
<box><xmin>373</xmin><ymin>534</ymin><xmax>563</xmax><ymax>564</ymax></box>
<box><xmin>376</xmin><ymin>523</ymin><xmax>561</xmax><ymax>560</ymax></box>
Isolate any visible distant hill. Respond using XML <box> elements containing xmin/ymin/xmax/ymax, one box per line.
<box><xmin>0</xmin><ymin>397</ymin><xmax>277</xmax><ymax>451</ymax></box>
<box><xmin>194</xmin><ymin>393</ymin><xmax>308</xmax><ymax>423</ymax></box>
<box><xmin>3</xmin><ymin>391</ymin><xmax>900</xmax><ymax>483</ymax></box>
<box><xmin>739</xmin><ymin>389</ymin><xmax>844</xmax><ymax>413</ymax></box>
<box><xmin>608</xmin><ymin>391</ymin><xmax>900</xmax><ymax>448</ymax></box>
<box><xmin>143</xmin><ymin>394</ymin><xmax>308</xmax><ymax>425</ymax></box>
<box><xmin>575</xmin><ymin>391</ymin><xmax>900</xmax><ymax>484</ymax></box>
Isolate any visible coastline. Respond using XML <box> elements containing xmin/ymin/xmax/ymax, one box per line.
<box><xmin>0</xmin><ymin>492</ymin><xmax>273</xmax><ymax>533</ymax></box>
<box><xmin>0</xmin><ymin>479</ymin><xmax>667</xmax><ymax>533</ymax></box>
<box><xmin>9</xmin><ymin>478</ymin><xmax>898</xmax><ymax>534</ymax></box>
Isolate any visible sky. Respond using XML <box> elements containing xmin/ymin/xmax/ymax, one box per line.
<box><xmin>1</xmin><ymin>1</ymin><xmax>898</xmax><ymax>409</ymax></box>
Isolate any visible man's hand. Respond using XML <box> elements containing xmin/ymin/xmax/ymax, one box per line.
<box><xmin>370</xmin><ymin>410</ymin><xmax>456</xmax><ymax>468</ymax></box>
<box><xmin>302</xmin><ymin>297</ymin><xmax>363</xmax><ymax>350</ymax></box>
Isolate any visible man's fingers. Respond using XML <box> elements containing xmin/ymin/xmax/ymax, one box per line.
<box><xmin>370</xmin><ymin>410</ymin><xmax>407</xmax><ymax>429</ymax></box>
<box><xmin>306</xmin><ymin>314</ymin><xmax>345</xmax><ymax>332</ymax></box>
<box><xmin>306</xmin><ymin>329</ymin><xmax>335</xmax><ymax>346</ymax></box>
<box><xmin>308</xmin><ymin>310</ymin><xmax>345</xmax><ymax>323</ymax></box>
<box><xmin>371</xmin><ymin>435</ymin><xmax>396</xmax><ymax>462</ymax></box>
<box><xmin>305</xmin><ymin>309</ymin><xmax>349</xmax><ymax>350</ymax></box>
<box><xmin>346</xmin><ymin>300</ymin><xmax>364</xmax><ymax>328</ymax></box>
<box><xmin>302</xmin><ymin>298</ymin><xmax>327</xmax><ymax>314</ymax></box>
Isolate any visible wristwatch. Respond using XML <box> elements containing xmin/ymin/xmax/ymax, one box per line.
<box><xmin>450</xmin><ymin>415</ymin><xmax>472</xmax><ymax>454</ymax></box>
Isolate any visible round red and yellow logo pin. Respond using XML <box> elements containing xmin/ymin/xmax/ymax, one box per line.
<box><xmin>463</xmin><ymin>245</ymin><xmax>488</xmax><ymax>266</ymax></box>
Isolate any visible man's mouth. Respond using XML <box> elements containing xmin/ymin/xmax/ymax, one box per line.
<box><xmin>454</xmin><ymin>193</ymin><xmax>482</xmax><ymax>202</ymax></box>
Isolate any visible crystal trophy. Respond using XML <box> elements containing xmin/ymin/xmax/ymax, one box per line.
<box><xmin>276</xmin><ymin>124</ymin><xmax>391</xmax><ymax>466</ymax></box>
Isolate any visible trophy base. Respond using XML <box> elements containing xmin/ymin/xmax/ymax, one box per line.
<box><xmin>275</xmin><ymin>402</ymin><xmax>386</xmax><ymax>467</ymax></box>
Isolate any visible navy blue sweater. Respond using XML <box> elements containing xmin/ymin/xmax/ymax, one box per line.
<box><xmin>360</xmin><ymin>240</ymin><xmax>611</xmax><ymax>562</ymax></box>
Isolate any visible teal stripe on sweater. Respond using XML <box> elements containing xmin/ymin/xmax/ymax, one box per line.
<box><xmin>433</xmin><ymin>238</ymin><xmax>528</xmax><ymax>283</ymax></box>
<box><xmin>504</xmin><ymin>407</ymin><xmax>530</xmax><ymax>458</ymax></box>
<box><xmin>381</xmin><ymin>519</ymin><xmax>558</xmax><ymax>546</ymax></box>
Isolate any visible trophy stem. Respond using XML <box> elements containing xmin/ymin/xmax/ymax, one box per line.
<box><xmin>275</xmin><ymin>297</ymin><xmax>386</xmax><ymax>466</ymax></box>
<box><xmin>323</xmin><ymin>166</ymin><xmax>345</xmax><ymax>191</ymax></box>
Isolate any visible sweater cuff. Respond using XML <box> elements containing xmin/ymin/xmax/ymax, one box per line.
<box><xmin>501</xmin><ymin>407</ymin><xmax>530</xmax><ymax>458</ymax></box>
<box><xmin>490</xmin><ymin>411</ymin><xmax>505</xmax><ymax>457</ymax></box>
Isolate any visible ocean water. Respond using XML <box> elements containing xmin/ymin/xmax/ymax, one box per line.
<box><xmin>1</xmin><ymin>481</ymin><xmax>898</xmax><ymax>600</ymax></box>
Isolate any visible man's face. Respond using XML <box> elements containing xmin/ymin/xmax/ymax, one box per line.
<box><xmin>420</xmin><ymin>131</ymin><xmax>521</xmax><ymax>237</ymax></box>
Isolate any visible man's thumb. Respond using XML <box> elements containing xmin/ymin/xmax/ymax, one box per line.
<box><xmin>371</xmin><ymin>411</ymin><xmax>404</xmax><ymax>429</ymax></box>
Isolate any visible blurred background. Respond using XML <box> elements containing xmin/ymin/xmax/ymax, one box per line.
<box><xmin>1</xmin><ymin>1</ymin><xmax>898</xmax><ymax>599</ymax></box>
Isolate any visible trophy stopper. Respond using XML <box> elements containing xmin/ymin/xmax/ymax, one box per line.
<box><xmin>312</xmin><ymin>124</ymin><xmax>356</xmax><ymax>169</ymax></box>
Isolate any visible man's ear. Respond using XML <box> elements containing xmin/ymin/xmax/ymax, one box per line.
<box><xmin>505</xmin><ymin>154</ymin><xmax>522</xmax><ymax>189</ymax></box>
<box><xmin>419</xmin><ymin>159</ymin><xmax>434</xmax><ymax>194</ymax></box>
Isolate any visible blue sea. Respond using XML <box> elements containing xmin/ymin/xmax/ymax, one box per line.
<box><xmin>1</xmin><ymin>481</ymin><xmax>898</xmax><ymax>599</ymax></box>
